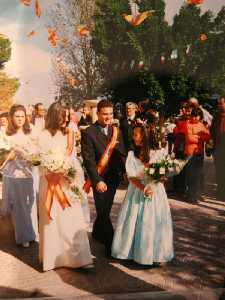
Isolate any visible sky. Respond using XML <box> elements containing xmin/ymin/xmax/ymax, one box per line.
<box><xmin>0</xmin><ymin>0</ymin><xmax>224</xmax><ymax>108</ymax></box>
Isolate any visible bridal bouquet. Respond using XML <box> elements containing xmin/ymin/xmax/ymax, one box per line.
<box><xmin>144</xmin><ymin>149</ymin><xmax>188</xmax><ymax>182</ymax></box>
<box><xmin>39</xmin><ymin>148</ymin><xmax>84</xmax><ymax>201</ymax></box>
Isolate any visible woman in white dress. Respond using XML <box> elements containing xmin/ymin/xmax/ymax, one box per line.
<box><xmin>38</xmin><ymin>102</ymin><xmax>93</xmax><ymax>272</ymax></box>
<box><xmin>1</xmin><ymin>104</ymin><xmax>39</xmax><ymax>248</ymax></box>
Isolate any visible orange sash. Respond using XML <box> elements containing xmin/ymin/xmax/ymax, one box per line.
<box><xmin>45</xmin><ymin>173</ymin><xmax>71</xmax><ymax>220</ymax></box>
<box><xmin>83</xmin><ymin>126</ymin><xmax>119</xmax><ymax>193</ymax></box>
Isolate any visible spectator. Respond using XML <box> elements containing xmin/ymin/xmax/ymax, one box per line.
<box><xmin>184</xmin><ymin>108</ymin><xmax>210</xmax><ymax>203</ymax></box>
<box><xmin>33</xmin><ymin>102</ymin><xmax>46</xmax><ymax>131</ymax></box>
<box><xmin>210</xmin><ymin>96</ymin><xmax>225</xmax><ymax>201</ymax></box>
<box><xmin>120</xmin><ymin>102</ymin><xmax>138</xmax><ymax>153</ymax></box>
<box><xmin>172</xmin><ymin>101</ymin><xmax>192</xmax><ymax>193</ymax></box>
<box><xmin>189</xmin><ymin>97</ymin><xmax>213</xmax><ymax>127</ymax></box>
<box><xmin>0</xmin><ymin>112</ymin><xmax>9</xmax><ymax>133</ymax></box>
<box><xmin>78</xmin><ymin>104</ymin><xmax>92</xmax><ymax>130</ymax></box>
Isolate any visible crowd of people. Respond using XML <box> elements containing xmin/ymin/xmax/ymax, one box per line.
<box><xmin>0</xmin><ymin>95</ymin><xmax>224</xmax><ymax>273</ymax></box>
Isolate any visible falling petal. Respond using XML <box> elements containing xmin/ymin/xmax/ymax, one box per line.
<box><xmin>123</xmin><ymin>10</ymin><xmax>154</xmax><ymax>26</ymax></box>
<box><xmin>186</xmin><ymin>0</ymin><xmax>204</xmax><ymax>5</ymax></box>
<box><xmin>20</xmin><ymin>0</ymin><xmax>32</xmax><ymax>6</ymax></box>
<box><xmin>27</xmin><ymin>30</ymin><xmax>36</xmax><ymax>37</ymax></box>
<box><xmin>35</xmin><ymin>0</ymin><xmax>41</xmax><ymax>17</ymax></box>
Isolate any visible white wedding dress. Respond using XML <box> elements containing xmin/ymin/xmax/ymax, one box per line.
<box><xmin>38</xmin><ymin>130</ymin><xmax>92</xmax><ymax>271</ymax></box>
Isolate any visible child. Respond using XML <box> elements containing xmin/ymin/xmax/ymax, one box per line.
<box><xmin>111</xmin><ymin>124</ymin><xmax>174</xmax><ymax>265</ymax></box>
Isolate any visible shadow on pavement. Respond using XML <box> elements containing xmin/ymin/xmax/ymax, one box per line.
<box><xmin>55</xmin><ymin>235</ymin><xmax>164</xmax><ymax>296</ymax></box>
<box><xmin>0</xmin><ymin>286</ymin><xmax>49</xmax><ymax>298</ymax></box>
<box><xmin>0</xmin><ymin>216</ymin><xmax>42</xmax><ymax>273</ymax></box>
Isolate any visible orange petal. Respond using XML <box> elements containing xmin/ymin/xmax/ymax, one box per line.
<box><xmin>20</xmin><ymin>0</ymin><xmax>32</xmax><ymax>6</ymax></box>
<box><xmin>27</xmin><ymin>30</ymin><xmax>36</xmax><ymax>37</ymax></box>
<box><xmin>123</xmin><ymin>11</ymin><xmax>153</xmax><ymax>26</ymax></box>
<box><xmin>35</xmin><ymin>0</ymin><xmax>41</xmax><ymax>17</ymax></box>
<box><xmin>122</xmin><ymin>14</ymin><xmax>134</xmax><ymax>24</ymax></box>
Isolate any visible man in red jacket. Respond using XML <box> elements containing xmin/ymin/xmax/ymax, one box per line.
<box><xmin>173</xmin><ymin>101</ymin><xmax>192</xmax><ymax>194</ymax></box>
<box><xmin>184</xmin><ymin>108</ymin><xmax>210</xmax><ymax>203</ymax></box>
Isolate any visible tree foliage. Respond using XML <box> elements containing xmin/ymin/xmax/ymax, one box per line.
<box><xmin>0</xmin><ymin>34</ymin><xmax>11</xmax><ymax>69</ymax></box>
<box><xmin>0</xmin><ymin>35</ymin><xmax>19</xmax><ymax>111</ymax></box>
<box><xmin>0</xmin><ymin>72</ymin><xmax>20</xmax><ymax>111</ymax></box>
<box><xmin>91</xmin><ymin>1</ymin><xmax>225</xmax><ymax>114</ymax></box>
<box><xmin>49</xmin><ymin>0</ymin><xmax>100</xmax><ymax>105</ymax></box>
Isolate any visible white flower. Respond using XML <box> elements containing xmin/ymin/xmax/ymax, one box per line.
<box><xmin>159</xmin><ymin>167</ymin><xmax>166</xmax><ymax>175</ymax></box>
<box><xmin>149</xmin><ymin>168</ymin><xmax>155</xmax><ymax>175</ymax></box>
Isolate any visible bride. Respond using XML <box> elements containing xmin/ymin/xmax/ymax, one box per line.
<box><xmin>38</xmin><ymin>102</ymin><xmax>93</xmax><ymax>272</ymax></box>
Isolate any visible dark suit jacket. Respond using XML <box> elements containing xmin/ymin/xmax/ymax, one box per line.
<box><xmin>81</xmin><ymin>122</ymin><xmax>126</xmax><ymax>187</ymax></box>
<box><xmin>120</xmin><ymin>117</ymin><xmax>136</xmax><ymax>153</ymax></box>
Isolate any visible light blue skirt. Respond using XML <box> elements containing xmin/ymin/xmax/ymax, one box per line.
<box><xmin>112</xmin><ymin>181</ymin><xmax>174</xmax><ymax>265</ymax></box>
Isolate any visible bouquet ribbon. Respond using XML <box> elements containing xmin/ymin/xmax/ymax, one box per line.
<box><xmin>83</xmin><ymin>126</ymin><xmax>119</xmax><ymax>193</ymax></box>
<box><xmin>45</xmin><ymin>173</ymin><xmax>71</xmax><ymax>220</ymax></box>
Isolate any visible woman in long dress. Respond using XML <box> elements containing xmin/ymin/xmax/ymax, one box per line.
<box><xmin>38</xmin><ymin>102</ymin><xmax>93</xmax><ymax>272</ymax></box>
<box><xmin>112</xmin><ymin>125</ymin><xmax>174</xmax><ymax>265</ymax></box>
<box><xmin>1</xmin><ymin>104</ymin><xmax>39</xmax><ymax>248</ymax></box>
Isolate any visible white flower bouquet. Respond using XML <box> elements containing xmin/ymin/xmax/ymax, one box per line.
<box><xmin>12</xmin><ymin>140</ymin><xmax>41</xmax><ymax>166</ymax></box>
<box><xmin>145</xmin><ymin>149</ymin><xmax>188</xmax><ymax>182</ymax></box>
<box><xmin>39</xmin><ymin>148</ymin><xmax>84</xmax><ymax>201</ymax></box>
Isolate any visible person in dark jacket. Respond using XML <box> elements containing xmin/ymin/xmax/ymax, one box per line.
<box><xmin>120</xmin><ymin>102</ymin><xmax>138</xmax><ymax>154</ymax></box>
<box><xmin>81</xmin><ymin>100</ymin><xmax>126</xmax><ymax>256</ymax></box>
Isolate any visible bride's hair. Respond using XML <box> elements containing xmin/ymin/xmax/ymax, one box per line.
<box><xmin>7</xmin><ymin>104</ymin><xmax>31</xmax><ymax>136</ymax></box>
<box><xmin>45</xmin><ymin>102</ymin><xmax>67</xmax><ymax>136</ymax></box>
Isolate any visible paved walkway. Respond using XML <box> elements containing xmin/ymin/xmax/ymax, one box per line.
<box><xmin>0</xmin><ymin>158</ymin><xmax>225</xmax><ymax>299</ymax></box>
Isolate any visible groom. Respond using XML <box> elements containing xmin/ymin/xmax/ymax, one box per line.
<box><xmin>81</xmin><ymin>99</ymin><xmax>126</xmax><ymax>257</ymax></box>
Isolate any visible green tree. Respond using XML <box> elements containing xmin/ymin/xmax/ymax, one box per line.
<box><xmin>0</xmin><ymin>34</ymin><xmax>11</xmax><ymax>68</ymax></box>
<box><xmin>0</xmin><ymin>72</ymin><xmax>20</xmax><ymax>111</ymax></box>
<box><xmin>0</xmin><ymin>35</ymin><xmax>19</xmax><ymax>111</ymax></box>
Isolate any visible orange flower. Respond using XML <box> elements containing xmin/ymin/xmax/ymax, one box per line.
<box><xmin>35</xmin><ymin>0</ymin><xmax>41</xmax><ymax>17</ymax></box>
<box><xmin>20</xmin><ymin>0</ymin><xmax>32</xmax><ymax>6</ymax></box>
<box><xmin>123</xmin><ymin>10</ymin><xmax>153</xmax><ymax>26</ymax></box>
<box><xmin>27</xmin><ymin>30</ymin><xmax>36</xmax><ymax>37</ymax></box>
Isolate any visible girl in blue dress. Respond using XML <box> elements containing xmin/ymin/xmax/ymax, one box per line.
<box><xmin>111</xmin><ymin>124</ymin><xmax>174</xmax><ymax>265</ymax></box>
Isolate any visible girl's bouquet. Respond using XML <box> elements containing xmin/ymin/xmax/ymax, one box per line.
<box><xmin>0</xmin><ymin>131</ymin><xmax>12</xmax><ymax>168</ymax></box>
<box><xmin>144</xmin><ymin>149</ymin><xmax>188</xmax><ymax>183</ymax></box>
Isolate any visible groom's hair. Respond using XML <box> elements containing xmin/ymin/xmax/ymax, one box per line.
<box><xmin>97</xmin><ymin>99</ymin><xmax>113</xmax><ymax>113</ymax></box>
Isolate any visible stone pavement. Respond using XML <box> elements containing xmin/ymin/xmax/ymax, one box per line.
<box><xmin>0</xmin><ymin>158</ymin><xmax>225</xmax><ymax>300</ymax></box>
